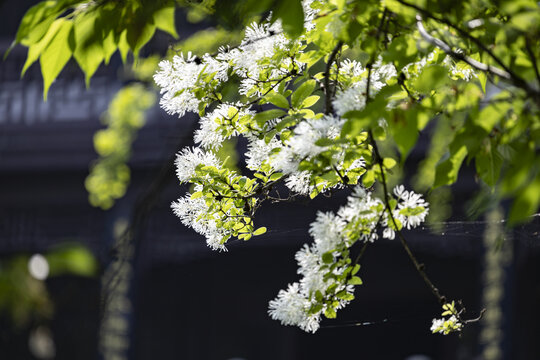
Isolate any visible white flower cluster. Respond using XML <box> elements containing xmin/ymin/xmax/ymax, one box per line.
<box><xmin>403</xmin><ymin>49</ymin><xmax>477</xmax><ymax>84</ymax></box>
<box><xmin>174</xmin><ymin>147</ymin><xmax>220</xmax><ymax>183</ymax></box>
<box><xmin>269</xmin><ymin>185</ymin><xmax>429</xmax><ymax>332</ymax></box>
<box><xmin>443</xmin><ymin>55</ymin><xmax>477</xmax><ymax>81</ymax></box>
<box><xmin>216</xmin><ymin>0</ymin><xmax>320</xmax><ymax>98</ymax></box>
<box><xmin>265</xmin><ymin>114</ymin><xmax>367</xmax><ymax>195</ymax></box>
<box><xmin>393</xmin><ymin>184</ymin><xmax>429</xmax><ymax>229</ymax></box>
<box><xmin>171</xmin><ymin>187</ymin><xmax>228</xmax><ymax>252</ymax></box>
<box><xmin>155</xmin><ymin>1</ymin><xmax>320</xmax><ymax>119</ymax></box>
<box><xmin>430</xmin><ymin>315</ymin><xmax>463</xmax><ymax>335</ymax></box>
<box><xmin>171</xmin><ymin>149</ymin><xmax>232</xmax><ymax>251</ymax></box>
<box><xmin>430</xmin><ymin>301</ymin><xmax>463</xmax><ymax>335</ymax></box>
<box><xmin>194</xmin><ymin>102</ymin><xmax>255</xmax><ymax>150</ymax></box>
<box><xmin>270</xmin><ymin>115</ymin><xmax>343</xmax><ymax>166</ymax></box>
<box><xmin>150</xmin><ymin>0</ymin><xmax>482</xmax><ymax>337</ymax></box>
<box><xmin>302</xmin><ymin>0</ymin><xmax>319</xmax><ymax>32</ymax></box>
<box><xmin>268</xmin><ymin>243</ymin><xmax>354</xmax><ymax>333</ymax></box>
<box><xmin>332</xmin><ymin>59</ymin><xmax>397</xmax><ymax>116</ymax></box>
<box><xmin>161</xmin><ymin>1</ymin><xmax>324</xmax><ymax>252</ymax></box>
<box><xmin>218</xmin><ymin>21</ymin><xmax>290</xmax><ymax>97</ymax></box>
<box><xmin>154</xmin><ymin>52</ymin><xmax>229</xmax><ymax>118</ymax></box>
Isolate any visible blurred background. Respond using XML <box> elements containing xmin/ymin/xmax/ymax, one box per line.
<box><xmin>1</xmin><ymin>0</ymin><xmax>539</xmax><ymax>359</ymax></box>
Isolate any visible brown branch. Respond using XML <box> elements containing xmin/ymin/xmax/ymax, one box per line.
<box><xmin>464</xmin><ymin>308</ymin><xmax>487</xmax><ymax>324</ymax></box>
<box><xmin>324</xmin><ymin>41</ymin><xmax>344</xmax><ymax>114</ymax></box>
<box><xmin>524</xmin><ymin>37</ymin><xmax>540</xmax><ymax>88</ymax></box>
<box><xmin>396</xmin><ymin>0</ymin><xmax>514</xmax><ymax>74</ymax></box>
<box><xmin>414</xmin><ymin>15</ymin><xmax>512</xmax><ymax>80</ymax></box>
<box><xmin>395</xmin><ymin>0</ymin><xmax>540</xmax><ymax>101</ymax></box>
<box><xmin>368</xmin><ymin>130</ymin><xmax>447</xmax><ymax>305</ymax></box>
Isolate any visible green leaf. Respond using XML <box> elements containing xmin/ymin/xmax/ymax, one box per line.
<box><xmin>347</xmin><ymin>276</ymin><xmax>363</xmax><ymax>285</ymax></box>
<box><xmin>253</xmin><ymin>227</ymin><xmax>267</xmax><ymax>236</ymax></box>
<box><xmin>253</xmin><ymin>109</ymin><xmax>286</xmax><ymax>127</ymax></box>
<box><xmin>309</xmin><ymin>303</ymin><xmax>323</xmax><ymax>314</ymax></box>
<box><xmin>73</xmin><ymin>12</ymin><xmax>104</xmax><ymax>87</ymax></box>
<box><xmin>40</xmin><ymin>19</ymin><xmax>73</xmax><ymax>100</ymax></box>
<box><xmin>291</xmin><ymin>80</ymin><xmax>316</xmax><ymax>108</ymax></box>
<box><xmin>341</xmin><ymin>86</ymin><xmax>397</xmax><ymax>137</ymax></box>
<box><xmin>46</xmin><ymin>244</ymin><xmax>98</xmax><ymax>277</ymax></box>
<box><xmin>383</xmin><ymin>157</ymin><xmax>397</xmax><ymax>169</ymax></box>
<box><xmin>275</xmin><ymin>116</ymin><xmax>298</xmax><ymax>132</ymax></box>
<box><xmin>21</xmin><ymin>18</ymin><xmax>64</xmax><ymax>76</ymax></box>
<box><xmin>414</xmin><ymin>65</ymin><xmax>450</xmax><ymax>93</ymax></box>
<box><xmin>269</xmin><ymin>173</ymin><xmax>284</xmax><ymax>181</ymax></box>
<box><xmin>127</xmin><ymin>18</ymin><xmax>156</xmax><ymax>57</ymax></box>
<box><xmin>475</xmin><ymin>142</ymin><xmax>503</xmax><ymax>187</ymax></box>
<box><xmin>239</xmin><ymin>233</ymin><xmax>252</xmax><ymax>240</ymax></box>
<box><xmin>15</xmin><ymin>1</ymin><xmax>62</xmax><ymax>46</ymax></box>
<box><xmin>266</xmin><ymin>92</ymin><xmax>289</xmax><ymax>109</ymax></box>
<box><xmin>476</xmin><ymin>100</ymin><xmax>511</xmax><ymax>133</ymax></box>
<box><xmin>191</xmin><ymin>191</ymin><xmax>204</xmax><ymax>199</ymax></box>
<box><xmin>362</xmin><ymin>169</ymin><xmax>375</xmax><ymax>188</ymax></box>
<box><xmin>94</xmin><ymin>5</ymin><xmax>121</xmax><ymax>65</ymax></box>
<box><xmin>301</xmin><ymin>95</ymin><xmax>320</xmax><ymax>108</ymax></box>
<box><xmin>274</xmin><ymin>0</ymin><xmax>304</xmax><ymax>38</ymax></box>
<box><xmin>477</xmin><ymin>71</ymin><xmax>487</xmax><ymax>93</ymax></box>
<box><xmin>383</xmin><ymin>35</ymin><xmax>419</xmax><ymax>71</ymax></box>
<box><xmin>322</xmin><ymin>252</ymin><xmax>334</xmax><ymax>264</ymax></box>
<box><xmin>101</xmin><ymin>30</ymin><xmax>117</xmax><ymax>65</ymax></box>
<box><xmin>326</xmin><ymin>283</ymin><xmax>338</xmax><ymax>294</ymax></box>
<box><xmin>388</xmin><ymin>108</ymin><xmax>419</xmax><ymax>160</ymax></box>
<box><xmin>434</xmin><ymin>145</ymin><xmax>468</xmax><ymax>187</ymax></box>
<box><xmin>153</xmin><ymin>5</ymin><xmax>178</xmax><ymax>38</ymax></box>
<box><xmin>324</xmin><ymin>307</ymin><xmax>337</xmax><ymax>319</ymax></box>
<box><xmin>118</xmin><ymin>29</ymin><xmax>130</xmax><ymax>63</ymax></box>
<box><xmin>509</xmin><ymin>172</ymin><xmax>540</xmax><ymax>224</ymax></box>
<box><xmin>336</xmin><ymin>290</ymin><xmax>355</xmax><ymax>301</ymax></box>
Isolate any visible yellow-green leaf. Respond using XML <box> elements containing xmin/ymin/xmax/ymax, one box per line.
<box><xmin>21</xmin><ymin>18</ymin><xmax>64</xmax><ymax>76</ymax></box>
<box><xmin>118</xmin><ymin>29</ymin><xmax>130</xmax><ymax>63</ymax></box>
<box><xmin>292</xmin><ymin>79</ymin><xmax>316</xmax><ymax>108</ymax></box>
<box><xmin>253</xmin><ymin>227</ymin><xmax>267</xmax><ymax>236</ymax></box>
<box><xmin>266</xmin><ymin>92</ymin><xmax>289</xmax><ymax>109</ymax></box>
<box><xmin>40</xmin><ymin>19</ymin><xmax>73</xmax><ymax>100</ymax></box>
<box><xmin>73</xmin><ymin>12</ymin><xmax>104</xmax><ymax>87</ymax></box>
<box><xmin>153</xmin><ymin>6</ymin><xmax>178</xmax><ymax>38</ymax></box>
<box><xmin>15</xmin><ymin>1</ymin><xmax>60</xmax><ymax>46</ymax></box>
<box><xmin>102</xmin><ymin>29</ymin><xmax>117</xmax><ymax>65</ymax></box>
<box><xmin>301</xmin><ymin>95</ymin><xmax>320</xmax><ymax>108</ymax></box>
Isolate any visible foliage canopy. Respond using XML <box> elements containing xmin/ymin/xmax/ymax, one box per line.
<box><xmin>11</xmin><ymin>0</ymin><xmax>540</xmax><ymax>334</ymax></box>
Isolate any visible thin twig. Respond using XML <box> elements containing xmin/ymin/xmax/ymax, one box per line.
<box><xmin>368</xmin><ymin>130</ymin><xmax>446</xmax><ymax>304</ymax></box>
<box><xmin>324</xmin><ymin>41</ymin><xmax>344</xmax><ymax>114</ymax></box>
<box><xmin>524</xmin><ymin>37</ymin><xmax>540</xmax><ymax>88</ymax></box>
<box><xmin>464</xmin><ymin>308</ymin><xmax>487</xmax><ymax>324</ymax></box>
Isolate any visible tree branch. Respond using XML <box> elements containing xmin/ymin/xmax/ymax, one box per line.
<box><xmin>324</xmin><ymin>41</ymin><xmax>344</xmax><ymax>114</ymax></box>
<box><xmin>524</xmin><ymin>37</ymin><xmax>540</xmax><ymax>88</ymax></box>
<box><xmin>368</xmin><ymin>130</ymin><xmax>447</xmax><ymax>305</ymax></box>
<box><xmin>395</xmin><ymin>0</ymin><xmax>540</xmax><ymax>101</ymax></box>
<box><xmin>415</xmin><ymin>15</ymin><xmax>512</xmax><ymax>81</ymax></box>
